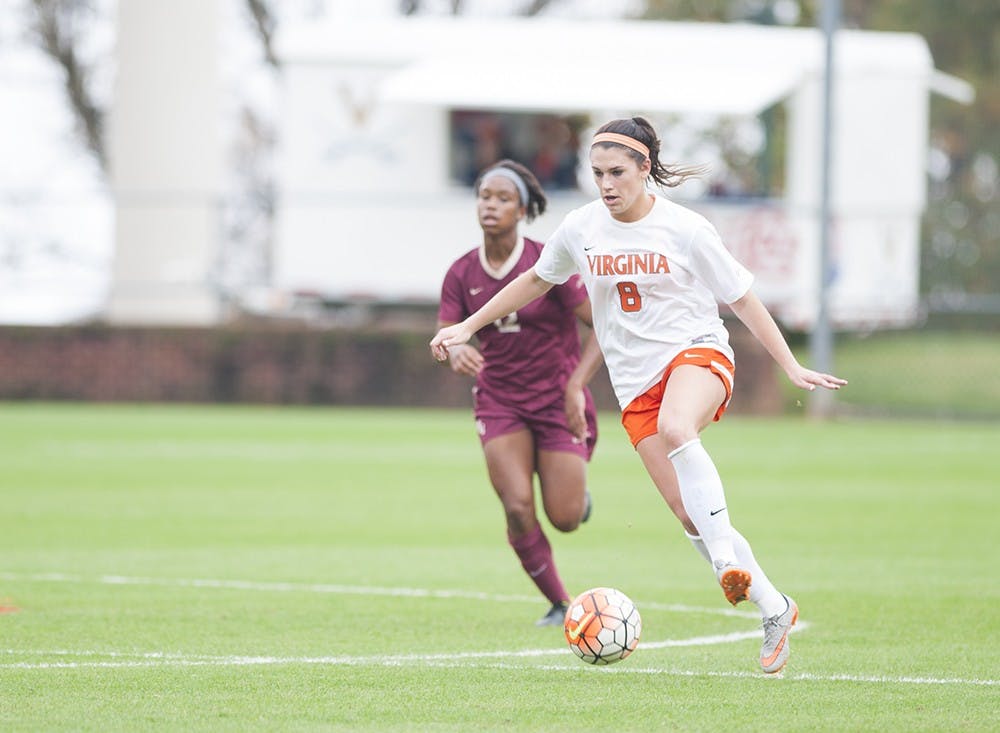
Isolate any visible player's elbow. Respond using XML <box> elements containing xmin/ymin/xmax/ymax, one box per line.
<box><xmin>526</xmin><ymin>268</ymin><xmax>555</xmax><ymax>295</ymax></box>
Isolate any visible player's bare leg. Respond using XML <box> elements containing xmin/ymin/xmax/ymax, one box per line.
<box><xmin>657</xmin><ymin>365</ymin><xmax>749</xmax><ymax>603</ymax></box>
<box><xmin>484</xmin><ymin>431</ymin><xmax>571</xmax><ymax>624</ymax></box>
<box><xmin>536</xmin><ymin>449</ymin><xmax>589</xmax><ymax>532</ymax></box>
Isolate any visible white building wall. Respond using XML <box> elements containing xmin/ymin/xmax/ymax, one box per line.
<box><xmin>273</xmin><ymin>19</ymin><xmax>944</xmax><ymax>329</ymax></box>
<box><xmin>784</xmin><ymin>33</ymin><xmax>932</xmax><ymax>328</ymax></box>
<box><xmin>107</xmin><ymin>0</ymin><xmax>222</xmax><ymax>324</ymax></box>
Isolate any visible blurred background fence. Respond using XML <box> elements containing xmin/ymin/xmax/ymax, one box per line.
<box><xmin>2</xmin><ymin>312</ymin><xmax>997</xmax><ymax>421</ymax></box>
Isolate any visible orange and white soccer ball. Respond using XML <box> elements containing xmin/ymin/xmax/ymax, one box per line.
<box><xmin>563</xmin><ymin>587</ymin><xmax>641</xmax><ymax>665</ymax></box>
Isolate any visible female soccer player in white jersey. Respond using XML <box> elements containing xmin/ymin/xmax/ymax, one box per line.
<box><xmin>431</xmin><ymin>118</ymin><xmax>847</xmax><ymax>673</ymax></box>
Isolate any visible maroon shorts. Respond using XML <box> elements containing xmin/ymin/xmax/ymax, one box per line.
<box><xmin>472</xmin><ymin>386</ymin><xmax>598</xmax><ymax>461</ymax></box>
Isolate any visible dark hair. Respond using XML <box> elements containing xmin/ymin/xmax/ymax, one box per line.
<box><xmin>593</xmin><ymin>117</ymin><xmax>704</xmax><ymax>189</ymax></box>
<box><xmin>473</xmin><ymin>159</ymin><xmax>548</xmax><ymax>223</ymax></box>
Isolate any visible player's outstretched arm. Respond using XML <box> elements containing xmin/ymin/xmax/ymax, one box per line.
<box><xmin>430</xmin><ymin>269</ymin><xmax>553</xmax><ymax>361</ymax></box>
<box><xmin>728</xmin><ymin>290</ymin><xmax>848</xmax><ymax>392</ymax></box>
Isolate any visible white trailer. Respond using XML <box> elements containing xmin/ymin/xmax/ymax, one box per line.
<box><xmin>273</xmin><ymin>16</ymin><xmax>972</xmax><ymax>330</ymax></box>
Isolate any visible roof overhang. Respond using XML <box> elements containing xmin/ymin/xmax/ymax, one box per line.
<box><xmin>279</xmin><ymin>17</ymin><xmax>974</xmax><ymax>115</ymax></box>
<box><xmin>379</xmin><ymin>58</ymin><xmax>806</xmax><ymax>117</ymax></box>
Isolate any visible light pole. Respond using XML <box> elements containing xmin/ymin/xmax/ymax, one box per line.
<box><xmin>808</xmin><ymin>0</ymin><xmax>841</xmax><ymax>418</ymax></box>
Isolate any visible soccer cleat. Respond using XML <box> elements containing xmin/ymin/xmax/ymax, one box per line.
<box><xmin>760</xmin><ymin>595</ymin><xmax>798</xmax><ymax>674</ymax></box>
<box><xmin>581</xmin><ymin>490</ymin><xmax>593</xmax><ymax>523</ymax></box>
<box><xmin>714</xmin><ymin>560</ymin><xmax>752</xmax><ymax>606</ymax></box>
<box><xmin>536</xmin><ymin>601</ymin><xmax>569</xmax><ymax>627</ymax></box>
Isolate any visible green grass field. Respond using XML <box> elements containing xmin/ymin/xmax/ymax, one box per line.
<box><xmin>1</xmin><ymin>403</ymin><xmax>997</xmax><ymax>731</ymax></box>
<box><xmin>790</xmin><ymin>330</ymin><xmax>1000</xmax><ymax>419</ymax></box>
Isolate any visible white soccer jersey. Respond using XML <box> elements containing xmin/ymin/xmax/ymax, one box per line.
<box><xmin>535</xmin><ymin>195</ymin><xmax>754</xmax><ymax>410</ymax></box>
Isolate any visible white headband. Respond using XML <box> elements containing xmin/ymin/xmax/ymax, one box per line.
<box><xmin>480</xmin><ymin>167</ymin><xmax>529</xmax><ymax>206</ymax></box>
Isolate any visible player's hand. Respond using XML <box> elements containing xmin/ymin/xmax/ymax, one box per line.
<box><xmin>785</xmin><ymin>364</ymin><xmax>848</xmax><ymax>391</ymax></box>
<box><xmin>430</xmin><ymin>322</ymin><xmax>474</xmax><ymax>362</ymax></box>
<box><xmin>564</xmin><ymin>382</ymin><xmax>590</xmax><ymax>442</ymax></box>
<box><xmin>445</xmin><ymin>344</ymin><xmax>484</xmax><ymax>376</ymax></box>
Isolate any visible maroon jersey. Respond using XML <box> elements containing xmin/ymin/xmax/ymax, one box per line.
<box><xmin>438</xmin><ymin>237</ymin><xmax>589</xmax><ymax>410</ymax></box>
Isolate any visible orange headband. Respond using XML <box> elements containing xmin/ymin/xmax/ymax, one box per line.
<box><xmin>592</xmin><ymin>132</ymin><xmax>650</xmax><ymax>159</ymax></box>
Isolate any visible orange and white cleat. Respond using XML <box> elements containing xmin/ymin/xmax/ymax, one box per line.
<box><xmin>714</xmin><ymin>560</ymin><xmax>752</xmax><ymax>606</ymax></box>
<box><xmin>760</xmin><ymin>595</ymin><xmax>799</xmax><ymax>674</ymax></box>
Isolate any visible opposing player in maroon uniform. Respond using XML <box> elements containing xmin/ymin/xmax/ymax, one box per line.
<box><xmin>435</xmin><ymin>159</ymin><xmax>603</xmax><ymax>626</ymax></box>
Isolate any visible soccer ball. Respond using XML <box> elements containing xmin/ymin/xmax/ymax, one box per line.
<box><xmin>563</xmin><ymin>587</ymin><xmax>641</xmax><ymax>665</ymax></box>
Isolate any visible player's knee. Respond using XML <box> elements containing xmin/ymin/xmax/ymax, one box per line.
<box><xmin>503</xmin><ymin>502</ymin><xmax>535</xmax><ymax>534</ymax></box>
<box><xmin>549</xmin><ymin>513</ymin><xmax>580</xmax><ymax>534</ymax></box>
<box><xmin>657</xmin><ymin>419</ymin><xmax>695</xmax><ymax>452</ymax></box>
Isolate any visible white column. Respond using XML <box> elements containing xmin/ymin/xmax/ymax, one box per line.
<box><xmin>107</xmin><ymin>0</ymin><xmax>222</xmax><ymax>324</ymax></box>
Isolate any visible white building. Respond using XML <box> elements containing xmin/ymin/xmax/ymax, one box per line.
<box><xmin>100</xmin><ymin>11</ymin><xmax>971</xmax><ymax>328</ymax></box>
<box><xmin>271</xmin><ymin>15</ymin><xmax>972</xmax><ymax>330</ymax></box>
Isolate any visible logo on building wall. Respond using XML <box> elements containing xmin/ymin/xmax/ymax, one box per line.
<box><xmin>337</xmin><ymin>81</ymin><xmax>375</xmax><ymax>128</ymax></box>
<box><xmin>321</xmin><ymin>78</ymin><xmax>399</xmax><ymax>164</ymax></box>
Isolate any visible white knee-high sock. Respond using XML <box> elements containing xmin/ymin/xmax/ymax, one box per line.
<box><xmin>669</xmin><ymin>438</ymin><xmax>737</xmax><ymax>566</ymax></box>
<box><xmin>730</xmin><ymin>529</ymin><xmax>786</xmax><ymax>618</ymax></box>
<box><xmin>687</xmin><ymin>528</ymin><xmax>786</xmax><ymax>618</ymax></box>
<box><xmin>685</xmin><ymin>530</ymin><xmax>712</xmax><ymax>563</ymax></box>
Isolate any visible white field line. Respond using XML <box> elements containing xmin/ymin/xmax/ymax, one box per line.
<box><xmin>2</xmin><ymin>572</ymin><xmax>997</xmax><ymax>687</ymax></box>
<box><xmin>0</xmin><ymin>571</ymin><xmax>759</xmax><ymax>618</ymax></box>
<box><xmin>1</xmin><ymin>647</ymin><xmax>996</xmax><ymax>687</ymax></box>
<box><xmin>0</xmin><ymin>628</ymin><xmax>778</xmax><ymax>670</ymax></box>
<box><xmin>0</xmin><ymin>571</ymin><xmax>788</xmax><ymax>670</ymax></box>
<box><xmin>0</xmin><ymin>628</ymin><xmax>771</xmax><ymax>667</ymax></box>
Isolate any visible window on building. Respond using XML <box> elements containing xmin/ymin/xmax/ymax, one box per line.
<box><xmin>450</xmin><ymin>110</ymin><xmax>590</xmax><ymax>190</ymax></box>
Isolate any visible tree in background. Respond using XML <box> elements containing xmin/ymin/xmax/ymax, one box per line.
<box><xmin>854</xmin><ymin>0</ymin><xmax>998</xmax><ymax>316</ymax></box>
<box><xmin>26</xmin><ymin>0</ymin><xmax>280</xmax><ymax>305</ymax></box>
<box><xmin>27</xmin><ymin>0</ymin><xmax>106</xmax><ymax>171</ymax></box>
